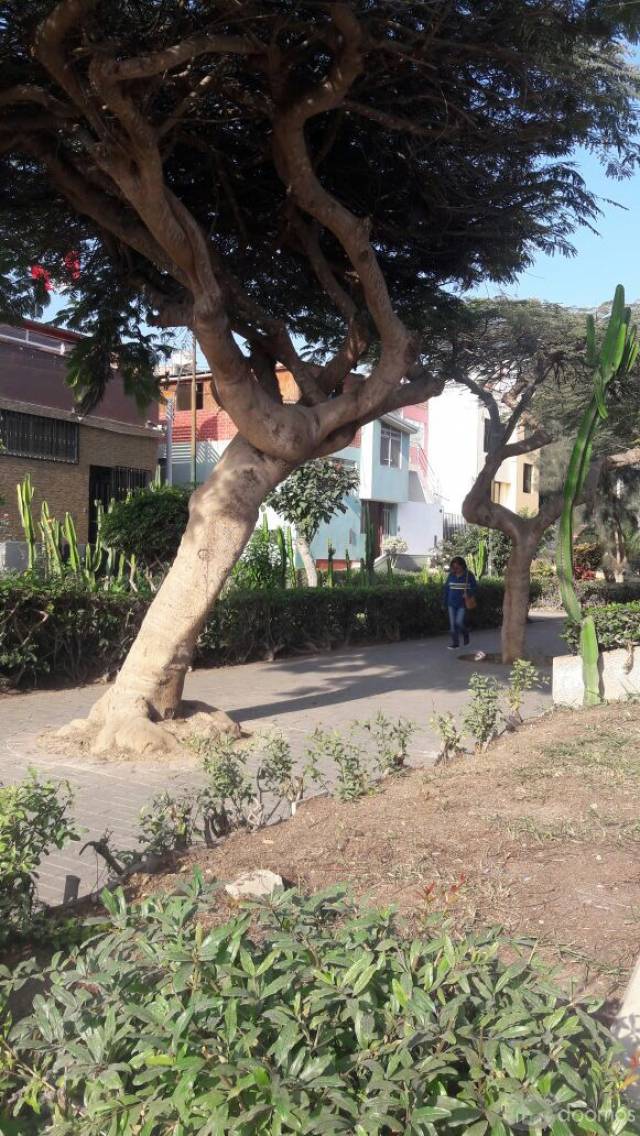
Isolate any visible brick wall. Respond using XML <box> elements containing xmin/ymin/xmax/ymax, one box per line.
<box><xmin>0</xmin><ymin>424</ymin><xmax>158</xmax><ymax>543</ymax></box>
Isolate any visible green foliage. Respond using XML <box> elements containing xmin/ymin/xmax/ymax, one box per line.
<box><xmin>267</xmin><ymin>460</ymin><xmax>359</xmax><ymax>546</ymax></box>
<box><xmin>441</xmin><ymin>526</ymin><xmax>511</xmax><ymax>578</ymax></box>
<box><xmin>564</xmin><ymin>600</ymin><xmax>640</xmax><ymax>655</ymax></box>
<box><xmin>557</xmin><ymin>285</ymin><xmax>639</xmax><ymax>705</ymax></box>
<box><xmin>0</xmin><ymin>773</ymin><xmax>79</xmax><ymax>946</ymax></box>
<box><xmin>430</xmin><ymin>712</ymin><xmax>465</xmax><ymax>765</ymax></box>
<box><xmin>463</xmin><ymin>673</ymin><xmax>503</xmax><ymax>750</ymax></box>
<box><xmin>362</xmin><ymin>712</ymin><xmax>416</xmax><ymax>777</ymax></box>
<box><xmin>363</xmin><ymin>514</ymin><xmax>376</xmax><ymax>584</ymax></box>
<box><xmin>99</xmin><ymin>484</ymin><xmax>190</xmax><ymax>572</ymax></box>
<box><xmin>0</xmin><ymin>575</ymin><xmax>148</xmax><ymax>688</ymax></box>
<box><xmin>1</xmin><ymin>881</ymin><xmax>634</xmax><ymax>1134</ymax></box>
<box><xmin>507</xmin><ymin>660</ymin><xmax>542</xmax><ymax>720</ymax></box>
<box><xmin>138</xmin><ymin>792</ymin><xmax>200</xmax><ymax>856</ymax></box>
<box><xmin>0</xmin><ymin>578</ymin><xmax>515</xmax><ymax>690</ymax></box>
<box><xmin>230</xmin><ymin>522</ymin><xmax>283</xmax><ymax>592</ymax></box>
<box><xmin>306</xmin><ymin>728</ymin><xmax>371</xmax><ymax>801</ymax></box>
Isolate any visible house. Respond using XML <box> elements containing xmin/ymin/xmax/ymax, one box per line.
<box><xmin>157</xmin><ymin>356</ymin><xmax>443</xmax><ymax>567</ymax></box>
<box><xmin>426</xmin><ymin>382</ymin><xmax>539</xmax><ymax>534</ymax></box>
<box><xmin>0</xmin><ymin>321</ymin><xmax>162</xmax><ymax>565</ymax></box>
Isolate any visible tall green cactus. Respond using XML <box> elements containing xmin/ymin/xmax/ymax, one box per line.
<box><xmin>557</xmin><ymin>285</ymin><xmax>638</xmax><ymax>705</ymax></box>
<box><xmin>17</xmin><ymin>474</ymin><xmax>36</xmax><ymax>570</ymax></box>
<box><xmin>62</xmin><ymin>512</ymin><xmax>82</xmax><ymax>574</ymax></box>
<box><xmin>275</xmin><ymin>526</ymin><xmax>287</xmax><ymax>589</ymax></box>
<box><xmin>327</xmin><ymin>541</ymin><xmax>335</xmax><ymax>588</ymax></box>
<box><xmin>39</xmin><ymin>501</ymin><xmax>63</xmax><ymax>576</ymax></box>
<box><xmin>345</xmin><ymin>549</ymin><xmax>352</xmax><ymax>584</ymax></box>
<box><xmin>285</xmin><ymin>526</ymin><xmax>297</xmax><ymax>589</ymax></box>
<box><xmin>364</xmin><ymin>514</ymin><xmax>376</xmax><ymax>584</ymax></box>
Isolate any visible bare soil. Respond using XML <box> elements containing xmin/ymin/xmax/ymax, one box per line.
<box><xmin>126</xmin><ymin>701</ymin><xmax>640</xmax><ymax>1003</ymax></box>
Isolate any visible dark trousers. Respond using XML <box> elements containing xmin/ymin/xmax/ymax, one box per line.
<box><xmin>448</xmin><ymin>605</ymin><xmax>469</xmax><ymax>646</ymax></box>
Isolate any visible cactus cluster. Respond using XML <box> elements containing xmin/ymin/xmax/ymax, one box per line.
<box><xmin>16</xmin><ymin>475</ymin><xmax>135</xmax><ymax>591</ymax></box>
<box><xmin>557</xmin><ymin>285</ymin><xmax>639</xmax><ymax>705</ymax></box>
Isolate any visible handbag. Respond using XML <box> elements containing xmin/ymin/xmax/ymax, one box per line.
<box><xmin>464</xmin><ymin>573</ymin><xmax>477</xmax><ymax>611</ymax></box>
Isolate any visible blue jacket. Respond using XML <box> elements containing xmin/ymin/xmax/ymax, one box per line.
<box><xmin>443</xmin><ymin>570</ymin><xmax>477</xmax><ymax>610</ymax></box>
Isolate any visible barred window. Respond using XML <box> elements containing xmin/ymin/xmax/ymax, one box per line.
<box><xmin>380</xmin><ymin>424</ymin><xmax>402</xmax><ymax>468</ymax></box>
<box><xmin>0</xmin><ymin>408</ymin><xmax>78</xmax><ymax>463</ymax></box>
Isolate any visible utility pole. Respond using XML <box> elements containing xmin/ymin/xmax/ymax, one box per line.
<box><xmin>190</xmin><ymin>331</ymin><xmax>197</xmax><ymax>486</ymax></box>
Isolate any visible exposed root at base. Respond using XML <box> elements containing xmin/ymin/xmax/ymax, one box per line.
<box><xmin>51</xmin><ymin>698</ymin><xmax>241</xmax><ymax>762</ymax></box>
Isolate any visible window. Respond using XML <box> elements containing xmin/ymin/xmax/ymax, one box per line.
<box><xmin>522</xmin><ymin>462</ymin><xmax>533</xmax><ymax>494</ymax></box>
<box><xmin>0</xmin><ymin>408</ymin><xmax>78</xmax><ymax>463</ymax></box>
<box><xmin>176</xmin><ymin>381</ymin><xmax>203</xmax><ymax>411</ymax></box>
<box><xmin>382</xmin><ymin>503</ymin><xmax>395</xmax><ymax>536</ymax></box>
<box><xmin>491</xmin><ymin>480</ymin><xmax>505</xmax><ymax>505</ymax></box>
<box><xmin>380</xmin><ymin>424</ymin><xmax>402</xmax><ymax>468</ymax></box>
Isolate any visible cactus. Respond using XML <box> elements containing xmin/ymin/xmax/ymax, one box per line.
<box><xmin>345</xmin><ymin>549</ymin><xmax>352</xmax><ymax>584</ymax></box>
<box><xmin>364</xmin><ymin>513</ymin><xmax>376</xmax><ymax>584</ymax></box>
<box><xmin>327</xmin><ymin>541</ymin><xmax>335</xmax><ymax>588</ymax></box>
<box><xmin>39</xmin><ymin>501</ymin><xmax>63</xmax><ymax>576</ymax></box>
<box><xmin>275</xmin><ymin>526</ymin><xmax>287</xmax><ymax>589</ymax></box>
<box><xmin>557</xmin><ymin>285</ymin><xmax>638</xmax><ymax>705</ymax></box>
<box><xmin>62</xmin><ymin>512</ymin><xmax>81</xmax><ymax>574</ymax></box>
<box><xmin>17</xmin><ymin>474</ymin><xmax>36</xmax><ymax>570</ymax></box>
<box><xmin>285</xmin><ymin>526</ymin><xmax>297</xmax><ymax>589</ymax></box>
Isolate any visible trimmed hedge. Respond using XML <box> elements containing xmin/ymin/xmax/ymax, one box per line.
<box><xmin>564</xmin><ymin>599</ymin><xmax>640</xmax><ymax>654</ymax></box>
<box><xmin>532</xmin><ymin>575</ymin><xmax>640</xmax><ymax>609</ymax></box>
<box><xmin>0</xmin><ymin>576</ymin><xmax>516</xmax><ymax>690</ymax></box>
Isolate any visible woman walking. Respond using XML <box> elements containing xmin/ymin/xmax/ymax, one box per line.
<box><xmin>442</xmin><ymin>556</ymin><xmax>477</xmax><ymax>650</ymax></box>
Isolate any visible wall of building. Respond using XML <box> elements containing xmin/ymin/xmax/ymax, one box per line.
<box><xmin>426</xmin><ymin>384</ymin><xmax>484</xmax><ymax>515</ymax></box>
<box><xmin>0</xmin><ymin>425</ymin><xmax>158</xmax><ymax>542</ymax></box>
<box><xmin>365</xmin><ymin>420</ymin><xmax>411</xmax><ymax>503</ymax></box>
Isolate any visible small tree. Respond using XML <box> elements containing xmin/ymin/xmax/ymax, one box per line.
<box><xmin>267</xmin><ymin>460</ymin><xmax>359</xmax><ymax>587</ymax></box>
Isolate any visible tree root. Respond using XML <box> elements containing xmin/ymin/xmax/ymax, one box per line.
<box><xmin>54</xmin><ymin>695</ymin><xmax>241</xmax><ymax>761</ymax></box>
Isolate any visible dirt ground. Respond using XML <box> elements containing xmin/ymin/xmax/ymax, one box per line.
<box><xmin>123</xmin><ymin>701</ymin><xmax>640</xmax><ymax>1004</ymax></box>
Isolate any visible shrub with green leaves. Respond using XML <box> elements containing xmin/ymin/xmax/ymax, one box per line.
<box><xmin>0</xmin><ymin>773</ymin><xmax>79</xmax><ymax>945</ymax></box>
<box><xmin>0</xmin><ymin>880</ymin><xmax>634</xmax><ymax>1134</ymax></box>
<box><xmin>362</xmin><ymin>712</ymin><xmax>416</xmax><ymax>776</ymax></box>
<box><xmin>99</xmin><ymin>483</ymin><xmax>191</xmax><ymax>571</ymax></box>
<box><xmin>306</xmin><ymin>727</ymin><xmax>370</xmax><ymax>801</ymax></box>
<box><xmin>564</xmin><ymin>599</ymin><xmax>640</xmax><ymax>655</ymax></box>
<box><xmin>463</xmin><ymin>673</ymin><xmax>503</xmax><ymax>750</ymax></box>
<box><xmin>138</xmin><ymin>791</ymin><xmax>201</xmax><ymax>856</ymax></box>
<box><xmin>430</xmin><ymin>711</ymin><xmax>465</xmax><ymax>764</ymax></box>
<box><xmin>506</xmin><ymin>659</ymin><xmax>542</xmax><ymax>720</ymax></box>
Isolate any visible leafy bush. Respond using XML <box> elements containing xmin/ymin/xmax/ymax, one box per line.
<box><xmin>230</xmin><ymin>521</ymin><xmax>284</xmax><ymax>591</ymax></box>
<box><xmin>440</xmin><ymin>525</ymin><xmax>512</xmax><ymax>577</ymax></box>
<box><xmin>0</xmin><ymin>577</ymin><xmax>520</xmax><ymax>690</ymax></box>
<box><xmin>0</xmin><ymin>773</ymin><xmax>79</xmax><ymax>945</ymax></box>
<box><xmin>506</xmin><ymin>659</ymin><xmax>543</xmax><ymax>720</ymax></box>
<box><xmin>463</xmin><ymin>673</ymin><xmax>502</xmax><ymax>750</ymax></box>
<box><xmin>0</xmin><ymin>574</ymin><xmax>148</xmax><ymax>688</ymax></box>
<box><xmin>564</xmin><ymin>600</ymin><xmax>640</xmax><ymax>654</ymax></box>
<box><xmin>99</xmin><ymin>483</ymin><xmax>190</xmax><ymax>571</ymax></box>
<box><xmin>1</xmin><ymin>880</ymin><xmax>634</xmax><ymax>1134</ymax></box>
<box><xmin>531</xmin><ymin>575</ymin><xmax>640</xmax><ymax>610</ymax></box>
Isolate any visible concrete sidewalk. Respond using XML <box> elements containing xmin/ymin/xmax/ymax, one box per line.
<box><xmin>0</xmin><ymin>613</ymin><xmax>564</xmax><ymax>904</ymax></box>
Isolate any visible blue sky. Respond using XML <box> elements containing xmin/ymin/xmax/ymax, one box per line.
<box><xmin>475</xmin><ymin>147</ymin><xmax>640</xmax><ymax>307</ymax></box>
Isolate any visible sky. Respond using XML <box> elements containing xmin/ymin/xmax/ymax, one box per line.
<box><xmin>474</xmin><ymin>147</ymin><xmax>640</xmax><ymax>308</ymax></box>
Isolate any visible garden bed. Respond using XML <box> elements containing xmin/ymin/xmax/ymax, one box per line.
<box><xmin>121</xmin><ymin>701</ymin><xmax>640</xmax><ymax>1003</ymax></box>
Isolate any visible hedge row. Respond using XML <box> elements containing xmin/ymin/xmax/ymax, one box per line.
<box><xmin>1</xmin><ymin>575</ymin><xmax>512</xmax><ymax>690</ymax></box>
<box><xmin>564</xmin><ymin>599</ymin><xmax>640</xmax><ymax>654</ymax></box>
<box><xmin>532</xmin><ymin>575</ymin><xmax>640</xmax><ymax>609</ymax></box>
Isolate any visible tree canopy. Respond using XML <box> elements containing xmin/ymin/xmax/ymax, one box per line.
<box><xmin>1</xmin><ymin>0</ymin><xmax>640</xmax><ymax>447</ymax></box>
<box><xmin>267</xmin><ymin>459</ymin><xmax>359</xmax><ymax>544</ymax></box>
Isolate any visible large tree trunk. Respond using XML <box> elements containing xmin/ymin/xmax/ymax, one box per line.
<box><xmin>77</xmin><ymin>436</ymin><xmax>291</xmax><ymax>756</ymax></box>
<box><xmin>296</xmin><ymin>534</ymin><xmax>318</xmax><ymax>587</ymax></box>
<box><xmin>501</xmin><ymin>535</ymin><xmax>537</xmax><ymax>664</ymax></box>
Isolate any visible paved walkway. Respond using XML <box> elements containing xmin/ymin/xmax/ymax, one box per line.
<box><xmin>0</xmin><ymin>614</ymin><xmax>564</xmax><ymax>904</ymax></box>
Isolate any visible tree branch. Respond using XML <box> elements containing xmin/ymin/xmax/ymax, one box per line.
<box><xmin>97</xmin><ymin>33</ymin><xmax>260</xmax><ymax>83</ymax></box>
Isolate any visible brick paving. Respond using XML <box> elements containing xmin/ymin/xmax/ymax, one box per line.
<box><xmin>0</xmin><ymin>614</ymin><xmax>564</xmax><ymax>904</ymax></box>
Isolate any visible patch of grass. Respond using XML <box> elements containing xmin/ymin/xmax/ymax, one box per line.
<box><xmin>538</xmin><ymin>728</ymin><xmax>640</xmax><ymax>784</ymax></box>
<box><xmin>491</xmin><ymin>810</ymin><xmax>640</xmax><ymax>846</ymax></box>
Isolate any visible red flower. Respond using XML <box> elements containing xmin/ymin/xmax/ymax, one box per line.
<box><xmin>64</xmin><ymin>251</ymin><xmax>81</xmax><ymax>281</ymax></box>
<box><xmin>30</xmin><ymin>265</ymin><xmax>52</xmax><ymax>292</ymax></box>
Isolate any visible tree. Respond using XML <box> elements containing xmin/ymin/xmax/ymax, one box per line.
<box><xmin>267</xmin><ymin>459</ymin><xmax>359</xmax><ymax>586</ymax></box>
<box><xmin>440</xmin><ymin>299</ymin><xmax>640</xmax><ymax>662</ymax></box>
<box><xmin>1</xmin><ymin>2</ymin><xmax>639</xmax><ymax>754</ymax></box>
<box><xmin>100</xmin><ymin>485</ymin><xmax>190</xmax><ymax>573</ymax></box>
